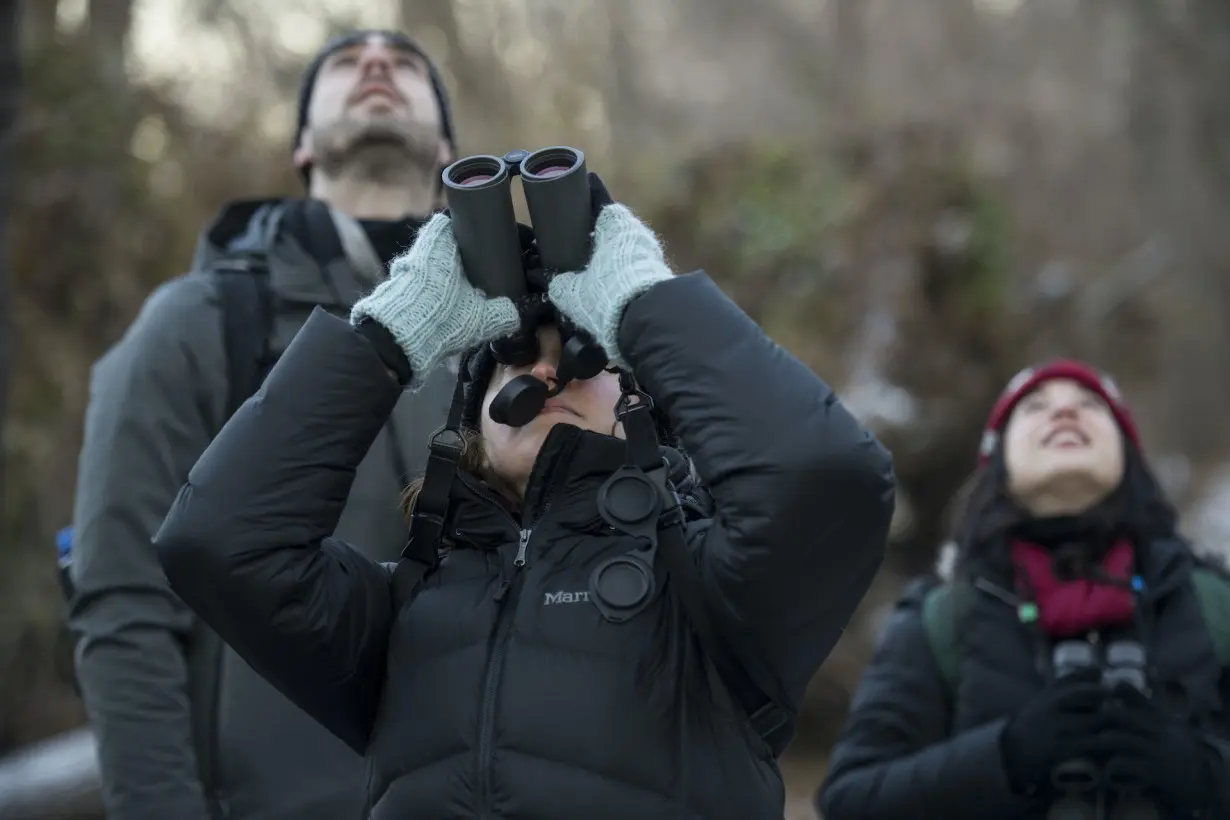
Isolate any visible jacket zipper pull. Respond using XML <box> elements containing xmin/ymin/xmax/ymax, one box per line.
<box><xmin>514</xmin><ymin>529</ymin><xmax>531</xmax><ymax>568</ymax></box>
<box><xmin>493</xmin><ymin>579</ymin><xmax>510</xmax><ymax>602</ymax></box>
<box><xmin>494</xmin><ymin>530</ymin><xmax>532</xmax><ymax>602</ymax></box>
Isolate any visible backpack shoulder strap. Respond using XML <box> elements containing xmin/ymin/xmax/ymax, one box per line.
<box><xmin>922</xmin><ymin>583</ymin><xmax>962</xmax><ymax>693</ymax></box>
<box><xmin>210</xmin><ymin>253</ymin><xmax>276</xmax><ymax>419</ymax></box>
<box><xmin>327</xmin><ymin>207</ymin><xmax>385</xmax><ymax>283</ymax></box>
<box><xmin>921</xmin><ymin>568</ymin><xmax>1230</xmax><ymax>688</ymax></box>
<box><xmin>1191</xmin><ymin>567</ymin><xmax>1230</xmax><ymax>667</ymax></box>
<box><xmin>189</xmin><ymin>253</ymin><xmax>274</xmax><ymax>816</ymax></box>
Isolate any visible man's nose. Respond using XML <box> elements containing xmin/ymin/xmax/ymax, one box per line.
<box><xmin>358</xmin><ymin>46</ymin><xmax>394</xmax><ymax>77</ymax></box>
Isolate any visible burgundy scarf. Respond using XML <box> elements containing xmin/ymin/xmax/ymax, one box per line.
<box><xmin>1010</xmin><ymin>539</ymin><xmax>1137</xmax><ymax>638</ymax></box>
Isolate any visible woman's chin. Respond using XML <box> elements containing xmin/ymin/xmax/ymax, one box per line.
<box><xmin>515</xmin><ymin>417</ymin><xmax>569</xmax><ymax>453</ymax></box>
<box><xmin>533</xmin><ymin>410</ymin><xmax>583</xmax><ymax>432</ymax></box>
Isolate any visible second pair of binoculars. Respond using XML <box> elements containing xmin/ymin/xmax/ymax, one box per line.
<box><xmin>1047</xmin><ymin>640</ymin><xmax>1159</xmax><ymax>820</ymax></box>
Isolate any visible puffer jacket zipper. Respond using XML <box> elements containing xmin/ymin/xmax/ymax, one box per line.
<box><xmin>475</xmin><ymin>489</ymin><xmax>557</xmax><ymax>819</ymax></box>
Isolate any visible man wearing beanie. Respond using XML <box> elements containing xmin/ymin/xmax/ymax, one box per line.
<box><xmin>69</xmin><ymin>31</ymin><xmax>458</xmax><ymax>820</ymax></box>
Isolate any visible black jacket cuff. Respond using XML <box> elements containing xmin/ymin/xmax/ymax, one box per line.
<box><xmin>354</xmin><ymin>318</ymin><xmax>412</xmax><ymax>386</ymax></box>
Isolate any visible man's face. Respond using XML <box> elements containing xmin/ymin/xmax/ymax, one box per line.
<box><xmin>294</xmin><ymin>34</ymin><xmax>450</xmax><ymax>181</ymax></box>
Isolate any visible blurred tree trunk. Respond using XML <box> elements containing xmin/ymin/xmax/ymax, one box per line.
<box><xmin>399</xmin><ymin>0</ymin><xmax>519</xmax><ymax>146</ymax></box>
<box><xmin>85</xmin><ymin>0</ymin><xmax>133</xmax><ymax>90</ymax></box>
<box><xmin>19</xmin><ymin>0</ymin><xmax>53</xmax><ymax>51</ymax></box>
<box><xmin>0</xmin><ymin>0</ymin><xmax>19</xmax><ymax>502</ymax></box>
<box><xmin>829</xmin><ymin>0</ymin><xmax>866</xmax><ymax>123</ymax></box>
<box><xmin>1180</xmin><ymin>0</ymin><xmax>1230</xmax><ymax>194</ymax></box>
<box><xmin>1125</xmin><ymin>0</ymin><xmax>1230</xmax><ymax>455</ymax></box>
<box><xmin>604</xmin><ymin>0</ymin><xmax>646</xmax><ymax>160</ymax></box>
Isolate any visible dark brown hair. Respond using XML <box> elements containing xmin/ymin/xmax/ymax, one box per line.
<box><xmin>946</xmin><ymin>442</ymin><xmax>1178</xmax><ymax>580</ymax></box>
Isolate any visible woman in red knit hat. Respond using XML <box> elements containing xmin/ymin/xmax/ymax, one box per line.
<box><xmin>817</xmin><ymin>360</ymin><xmax>1230</xmax><ymax>820</ymax></box>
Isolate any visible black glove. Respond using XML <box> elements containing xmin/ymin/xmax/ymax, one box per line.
<box><xmin>587</xmin><ymin>171</ymin><xmax>614</xmax><ymax>214</ymax></box>
<box><xmin>999</xmin><ymin>671</ymin><xmax>1108</xmax><ymax>796</ymax></box>
<box><xmin>1090</xmin><ymin>684</ymin><xmax>1217</xmax><ymax>815</ymax></box>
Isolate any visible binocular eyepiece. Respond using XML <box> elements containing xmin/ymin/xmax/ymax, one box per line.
<box><xmin>442</xmin><ymin>146</ymin><xmax>608</xmax><ymax>427</ymax></box>
<box><xmin>1047</xmin><ymin>640</ymin><xmax>1159</xmax><ymax>820</ymax></box>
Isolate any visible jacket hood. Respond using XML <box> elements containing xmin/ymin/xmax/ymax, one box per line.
<box><xmin>187</xmin><ymin>197</ymin><xmax>383</xmax><ymax>310</ymax></box>
<box><xmin>190</xmin><ymin>197</ymin><xmax>290</xmax><ymax>273</ymax></box>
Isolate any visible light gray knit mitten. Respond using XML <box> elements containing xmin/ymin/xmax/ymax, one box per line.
<box><xmin>546</xmin><ymin>204</ymin><xmax>673</xmax><ymax>368</ymax></box>
<box><xmin>350</xmin><ymin>213</ymin><xmax>521</xmax><ymax>387</ymax></box>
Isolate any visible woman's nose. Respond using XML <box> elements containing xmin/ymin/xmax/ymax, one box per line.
<box><xmin>530</xmin><ymin>359</ymin><xmax>558</xmax><ymax>385</ymax></box>
<box><xmin>1050</xmin><ymin>400</ymin><xmax>1080</xmax><ymax>420</ymax></box>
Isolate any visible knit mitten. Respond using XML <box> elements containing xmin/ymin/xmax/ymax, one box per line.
<box><xmin>546</xmin><ymin>204</ymin><xmax>673</xmax><ymax>368</ymax></box>
<box><xmin>351</xmin><ymin>213</ymin><xmax>521</xmax><ymax>388</ymax></box>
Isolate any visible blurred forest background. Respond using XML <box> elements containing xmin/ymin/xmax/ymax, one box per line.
<box><xmin>3</xmin><ymin>0</ymin><xmax>1230</xmax><ymax>817</ymax></box>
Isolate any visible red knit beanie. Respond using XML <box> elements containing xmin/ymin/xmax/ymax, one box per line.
<box><xmin>978</xmin><ymin>360</ymin><xmax>1141</xmax><ymax>465</ymax></box>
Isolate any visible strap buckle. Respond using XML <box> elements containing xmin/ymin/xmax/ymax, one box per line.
<box><xmin>749</xmin><ymin>701</ymin><xmax>793</xmax><ymax>739</ymax></box>
<box><xmin>615</xmin><ymin>385</ymin><xmax>654</xmax><ymax>421</ymax></box>
<box><xmin>427</xmin><ymin>426</ymin><xmax>465</xmax><ymax>460</ymax></box>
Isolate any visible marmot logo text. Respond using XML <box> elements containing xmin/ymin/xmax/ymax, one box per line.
<box><xmin>543</xmin><ymin>590</ymin><xmax>590</xmax><ymax>605</ymax></box>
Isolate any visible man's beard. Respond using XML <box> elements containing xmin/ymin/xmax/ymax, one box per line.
<box><xmin>310</xmin><ymin>114</ymin><xmax>442</xmax><ymax>185</ymax></box>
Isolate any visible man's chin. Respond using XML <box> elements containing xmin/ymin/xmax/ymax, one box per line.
<box><xmin>350</xmin><ymin>98</ymin><xmax>405</xmax><ymax>117</ymax></box>
<box><xmin>346</xmin><ymin>126</ymin><xmax>416</xmax><ymax>156</ymax></box>
<box><xmin>311</xmin><ymin>118</ymin><xmax>440</xmax><ymax>178</ymax></box>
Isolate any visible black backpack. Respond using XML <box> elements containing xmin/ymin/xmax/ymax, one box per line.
<box><xmin>185</xmin><ymin>253</ymin><xmax>279</xmax><ymax>815</ymax></box>
<box><xmin>211</xmin><ymin>252</ymin><xmax>277</xmax><ymax>418</ymax></box>
<box><xmin>54</xmin><ymin>254</ymin><xmax>277</xmax><ymax>672</ymax></box>
<box><xmin>60</xmin><ymin>202</ymin><xmax>371</xmax><ymax>816</ymax></box>
<box><xmin>187</xmin><ymin>201</ymin><xmax>387</xmax><ymax>813</ymax></box>
<box><xmin>49</xmin><ymin>251</ymin><xmax>278</xmax><ymax>816</ymax></box>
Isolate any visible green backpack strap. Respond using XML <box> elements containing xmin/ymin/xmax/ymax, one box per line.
<box><xmin>922</xmin><ymin>584</ymin><xmax>962</xmax><ymax>693</ymax></box>
<box><xmin>921</xmin><ymin>569</ymin><xmax>1230</xmax><ymax>695</ymax></box>
<box><xmin>1191</xmin><ymin>567</ymin><xmax>1230</xmax><ymax>668</ymax></box>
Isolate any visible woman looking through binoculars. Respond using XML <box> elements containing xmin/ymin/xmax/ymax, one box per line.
<box><xmin>154</xmin><ymin>166</ymin><xmax>895</xmax><ymax>819</ymax></box>
<box><xmin>818</xmin><ymin>362</ymin><xmax>1230</xmax><ymax>820</ymax></box>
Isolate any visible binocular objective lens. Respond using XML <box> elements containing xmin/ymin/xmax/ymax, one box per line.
<box><xmin>522</xmin><ymin>147</ymin><xmax>582</xmax><ymax>181</ymax></box>
<box><xmin>445</xmin><ymin>155</ymin><xmax>505</xmax><ymax>188</ymax></box>
<box><xmin>457</xmin><ymin>173</ymin><xmax>495</xmax><ymax>187</ymax></box>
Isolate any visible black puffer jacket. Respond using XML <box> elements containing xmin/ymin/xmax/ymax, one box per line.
<box><xmin>818</xmin><ymin>538</ymin><xmax>1230</xmax><ymax>820</ymax></box>
<box><xmin>155</xmin><ymin>272</ymin><xmax>894</xmax><ymax>819</ymax></box>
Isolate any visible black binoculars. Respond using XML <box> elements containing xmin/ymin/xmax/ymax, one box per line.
<box><xmin>441</xmin><ymin>146</ymin><xmax>608</xmax><ymax>427</ymax></box>
<box><xmin>1048</xmin><ymin>640</ymin><xmax>1158</xmax><ymax>820</ymax></box>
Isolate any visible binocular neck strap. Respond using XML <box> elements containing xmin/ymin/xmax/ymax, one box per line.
<box><xmin>617</xmin><ymin>386</ymin><xmax>665</xmax><ymax>476</ymax></box>
<box><xmin>393</xmin><ymin>375</ymin><xmax>468</xmax><ymax>609</ymax></box>
<box><xmin>611</xmin><ymin>374</ymin><xmax>796</xmax><ymax>756</ymax></box>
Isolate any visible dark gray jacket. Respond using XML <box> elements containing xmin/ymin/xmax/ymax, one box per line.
<box><xmin>68</xmin><ymin>199</ymin><xmax>454</xmax><ymax>820</ymax></box>
<box><xmin>154</xmin><ymin>272</ymin><xmax>896</xmax><ymax>819</ymax></box>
